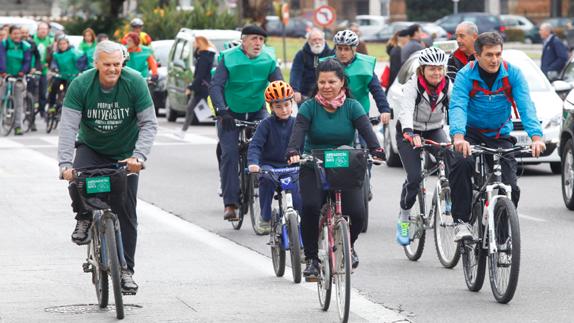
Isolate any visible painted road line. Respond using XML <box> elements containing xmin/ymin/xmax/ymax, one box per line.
<box><xmin>519</xmin><ymin>213</ymin><xmax>546</xmax><ymax>223</ymax></box>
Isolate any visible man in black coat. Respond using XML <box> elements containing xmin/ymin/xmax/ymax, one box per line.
<box><xmin>289</xmin><ymin>28</ymin><xmax>332</xmax><ymax>103</ymax></box>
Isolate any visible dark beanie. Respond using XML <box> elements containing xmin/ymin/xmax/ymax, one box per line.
<box><xmin>241</xmin><ymin>25</ymin><xmax>267</xmax><ymax>37</ymax></box>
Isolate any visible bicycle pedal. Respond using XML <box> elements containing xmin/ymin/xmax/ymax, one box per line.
<box><xmin>82</xmin><ymin>262</ymin><xmax>91</xmax><ymax>273</ymax></box>
<box><xmin>121</xmin><ymin>290</ymin><xmax>137</xmax><ymax>296</ymax></box>
<box><xmin>304</xmin><ymin>276</ymin><xmax>318</xmax><ymax>283</ymax></box>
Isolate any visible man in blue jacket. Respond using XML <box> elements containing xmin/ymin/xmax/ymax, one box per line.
<box><xmin>448</xmin><ymin>32</ymin><xmax>546</xmax><ymax>241</ymax></box>
<box><xmin>539</xmin><ymin>23</ymin><xmax>569</xmax><ymax>81</ymax></box>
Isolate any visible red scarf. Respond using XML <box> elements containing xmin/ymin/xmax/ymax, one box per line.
<box><xmin>315</xmin><ymin>91</ymin><xmax>346</xmax><ymax>110</ymax></box>
<box><xmin>417</xmin><ymin>74</ymin><xmax>446</xmax><ymax>111</ymax></box>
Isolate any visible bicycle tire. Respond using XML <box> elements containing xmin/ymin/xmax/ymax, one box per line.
<box><xmin>462</xmin><ymin>196</ymin><xmax>487</xmax><ymax>292</ymax></box>
<box><xmin>232</xmin><ymin>157</ymin><xmax>246</xmax><ymax>230</ymax></box>
<box><xmin>46</xmin><ymin>106</ymin><xmax>56</xmax><ymax>134</ymax></box>
<box><xmin>404</xmin><ymin>190</ymin><xmax>426</xmax><ymax>261</ymax></box>
<box><xmin>104</xmin><ymin>217</ymin><xmax>124</xmax><ymax>319</ymax></box>
<box><xmin>433</xmin><ymin>187</ymin><xmax>461</xmax><ymax>268</ymax></box>
<box><xmin>21</xmin><ymin>94</ymin><xmax>35</xmax><ymax>133</ymax></box>
<box><xmin>488</xmin><ymin>197</ymin><xmax>520</xmax><ymax>304</ymax></box>
<box><xmin>361</xmin><ymin>173</ymin><xmax>369</xmax><ymax>233</ymax></box>
<box><xmin>89</xmin><ymin>232</ymin><xmax>109</xmax><ymax>308</ymax></box>
<box><xmin>271</xmin><ymin>209</ymin><xmax>286</xmax><ymax>277</ymax></box>
<box><xmin>249</xmin><ymin>174</ymin><xmax>265</xmax><ymax>235</ymax></box>
<box><xmin>1</xmin><ymin>97</ymin><xmax>15</xmax><ymax>136</ymax></box>
<box><xmin>334</xmin><ymin>219</ymin><xmax>352</xmax><ymax>323</ymax></box>
<box><xmin>317</xmin><ymin>221</ymin><xmax>332</xmax><ymax>311</ymax></box>
<box><xmin>287</xmin><ymin>211</ymin><xmax>302</xmax><ymax>283</ymax></box>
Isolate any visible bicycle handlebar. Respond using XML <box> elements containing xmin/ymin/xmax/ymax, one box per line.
<box><xmin>422</xmin><ymin>139</ymin><xmax>452</xmax><ymax>148</ymax></box>
<box><xmin>470</xmin><ymin>145</ymin><xmax>531</xmax><ymax>156</ymax></box>
<box><xmin>235</xmin><ymin>119</ymin><xmax>260</xmax><ymax>128</ymax></box>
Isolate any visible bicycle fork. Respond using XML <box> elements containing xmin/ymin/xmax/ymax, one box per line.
<box><xmin>98</xmin><ymin>210</ymin><xmax>128</xmax><ymax>271</ymax></box>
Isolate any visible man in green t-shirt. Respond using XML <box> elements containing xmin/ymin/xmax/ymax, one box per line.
<box><xmin>58</xmin><ymin>40</ymin><xmax>158</xmax><ymax>295</ymax></box>
<box><xmin>209</xmin><ymin>25</ymin><xmax>283</xmax><ymax>221</ymax></box>
<box><xmin>32</xmin><ymin>21</ymin><xmax>53</xmax><ymax>117</ymax></box>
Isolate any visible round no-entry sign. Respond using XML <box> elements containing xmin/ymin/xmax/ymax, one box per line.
<box><xmin>313</xmin><ymin>5</ymin><xmax>336</xmax><ymax>27</ymax></box>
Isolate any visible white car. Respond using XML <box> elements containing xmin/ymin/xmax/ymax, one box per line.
<box><xmin>385</xmin><ymin>49</ymin><xmax>562</xmax><ymax>173</ymax></box>
<box><xmin>356</xmin><ymin>15</ymin><xmax>389</xmax><ymax>40</ymax></box>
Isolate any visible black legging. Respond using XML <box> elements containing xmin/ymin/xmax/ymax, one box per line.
<box><xmin>299</xmin><ymin>165</ymin><xmax>365</xmax><ymax>260</ymax></box>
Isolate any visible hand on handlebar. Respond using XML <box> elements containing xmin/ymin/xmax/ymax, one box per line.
<box><xmin>530</xmin><ymin>137</ymin><xmax>546</xmax><ymax>158</ymax></box>
<box><xmin>217</xmin><ymin>109</ymin><xmax>236</xmax><ymax>131</ymax></box>
<box><xmin>453</xmin><ymin>134</ymin><xmax>471</xmax><ymax>158</ymax></box>
<box><xmin>380</xmin><ymin>112</ymin><xmax>391</xmax><ymax>125</ymax></box>
<box><xmin>119</xmin><ymin>157</ymin><xmax>144</xmax><ymax>173</ymax></box>
<box><xmin>62</xmin><ymin>168</ymin><xmax>75</xmax><ymax>181</ymax></box>
<box><xmin>248</xmin><ymin>164</ymin><xmax>260</xmax><ymax>173</ymax></box>
<box><xmin>403</xmin><ymin>131</ymin><xmax>422</xmax><ymax>148</ymax></box>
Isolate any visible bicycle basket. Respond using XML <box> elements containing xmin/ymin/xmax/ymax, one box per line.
<box><xmin>311</xmin><ymin>148</ymin><xmax>368</xmax><ymax>190</ymax></box>
<box><xmin>73</xmin><ymin>167</ymin><xmax>127</xmax><ymax>211</ymax></box>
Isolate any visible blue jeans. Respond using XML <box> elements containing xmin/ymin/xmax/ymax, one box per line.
<box><xmin>258</xmin><ymin>165</ymin><xmax>302</xmax><ymax>221</ymax></box>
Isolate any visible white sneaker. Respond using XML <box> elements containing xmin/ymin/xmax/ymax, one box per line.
<box><xmin>174</xmin><ymin>129</ymin><xmax>186</xmax><ymax>139</ymax></box>
<box><xmin>453</xmin><ymin>222</ymin><xmax>473</xmax><ymax>242</ymax></box>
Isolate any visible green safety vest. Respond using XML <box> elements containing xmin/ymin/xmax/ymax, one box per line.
<box><xmin>222</xmin><ymin>46</ymin><xmax>276</xmax><ymax>113</ymax></box>
<box><xmin>321</xmin><ymin>53</ymin><xmax>376</xmax><ymax>113</ymax></box>
<box><xmin>33</xmin><ymin>34</ymin><xmax>53</xmax><ymax>75</ymax></box>
<box><xmin>53</xmin><ymin>48</ymin><xmax>81</xmax><ymax>81</ymax></box>
<box><xmin>79</xmin><ymin>41</ymin><xmax>96</xmax><ymax>68</ymax></box>
<box><xmin>3</xmin><ymin>39</ymin><xmax>31</xmax><ymax>76</ymax></box>
<box><xmin>126</xmin><ymin>46</ymin><xmax>153</xmax><ymax>78</ymax></box>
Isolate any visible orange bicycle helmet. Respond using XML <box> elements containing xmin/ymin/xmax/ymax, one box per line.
<box><xmin>264</xmin><ymin>81</ymin><xmax>294</xmax><ymax>103</ymax></box>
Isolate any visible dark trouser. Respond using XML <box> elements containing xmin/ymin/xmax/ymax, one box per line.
<box><xmin>182</xmin><ymin>95</ymin><xmax>206</xmax><ymax>131</ymax></box>
<box><xmin>38</xmin><ymin>74</ymin><xmax>48</xmax><ymax>113</ymax></box>
<box><xmin>48</xmin><ymin>78</ymin><xmax>67</xmax><ymax>107</ymax></box>
<box><xmin>396</xmin><ymin>128</ymin><xmax>449</xmax><ymax>210</ymax></box>
<box><xmin>446</xmin><ymin>128</ymin><xmax>520</xmax><ymax>223</ymax></box>
<box><xmin>217</xmin><ymin>109</ymin><xmax>269</xmax><ymax>207</ymax></box>
<box><xmin>299</xmin><ymin>166</ymin><xmax>365</xmax><ymax>260</ymax></box>
<box><xmin>71</xmin><ymin>144</ymin><xmax>139</xmax><ymax>273</ymax></box>
<box><xmin>258</xmin><ymin>165</ymin><xmax>302</xmax><ymax>221</ymax></box>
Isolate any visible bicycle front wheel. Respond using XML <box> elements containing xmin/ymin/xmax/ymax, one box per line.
<box><xmin>462</xmin><ymin>196</ymin><xmax>487</xmax><ymax>292</ymax></box>
<box><xmin>88</xmin><ymin>232</ymin><xmax>109</xmax><ymax>308</ymax></box>
<box><xmin>317</xmin><ymin>218</ymin><xmax>332</xmax><ymax>311</ymax></box>
<box><xmin>433</xmin><ymin>188</ymin><xmax>461</xmax><ymax>268</ymax></box>
<box><xmin>21</xmin><ymin>94</ymin><xmax>35</xmax><ymax>133</ymax></box>
<box><xmin>1</xmin><ymin>98</ymin><xmax>15</xmax><ymax>136</ymax></box>
<box><xmin>488</xmin><ymin>197</ymin><xmax>521</xmax><ymax>304</ymax></box>
<box><xmin>46</xmin><ymin>105</ymin><xmax>57</xmax><ymax>134</ymax></box>
<box><xmin>232</xmin><ymin>158</ymin><xmax>246</xmax><ymax>230</ymax></box>
<box><xmin>271</xmin><ymin>210</ymin><xmax>286</xmax><ymax>277</ymax></box>
<box><xmin>287</xmin><ymin>211</ymin><xmax>302</xmax><ymax>283</ymax></box>
<box><xmin>361</xmin><ymin>173</ymin><xmax>369</xmax><ymax>233</ymax></box>
<box><xmin>104</xmin><ymin>217</ymin><xmax>124</xmax><ymax>319</ymax></box>
<box><xmin>334</xmin><ymin>219</ymin><xmax>351</xmax><ymax>323</ymax></box>
<box><xmin>404</xmin><ymin>190</ymin><xmax>426</xmax><ymax>261</ymax></box>
<box><xmin>249</xmin><ymin>174</ymin><xmax>265</xmax><ymax>235</ymax></box>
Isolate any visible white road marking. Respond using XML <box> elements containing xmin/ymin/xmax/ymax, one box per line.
<box><xmin>519</xmin><ymin>213</ymin><xmax>546</xmax><ymax>223</ymax></box>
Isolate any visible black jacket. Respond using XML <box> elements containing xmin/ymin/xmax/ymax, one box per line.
<box><xmin>289</xmin><ymin>43</ymin><xmax>333</xmax><ymax>97</ymax></box>
<box><xmin>189</xmin><ymin>49</ymin><xmax>215</xmax><ymax>99</ymax></box>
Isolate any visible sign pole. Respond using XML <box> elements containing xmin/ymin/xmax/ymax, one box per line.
<box><xmin>282</xmin><ymin>1</ymin><xmax>288</xmax><ymax>72</ymax></box>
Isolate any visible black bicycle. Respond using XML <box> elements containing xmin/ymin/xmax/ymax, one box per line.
<box><xmin>461</xmin><ymin>145</ymin><xmax>529</xmax><ymax>304</ymax></box>
<box><xmin>46</xmin><ymin>73</ymin><xmax>74</xmax><ymax>133</ymax></box>
<box><xmin>230</xmin><ymin>119</ymin><xmax>262</xmax><ymax>233</ymax></box>
<box><xmin>22</xmin><ymin>72</ymin><xmax>42</xmax><ymax>133</ymax></box>
<box><xmin>74</xmin><ymin>163</ymin><xmax>133</xmax><ymax>319</ymax></box>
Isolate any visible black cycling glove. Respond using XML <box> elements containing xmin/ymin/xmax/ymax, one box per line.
<box><xmin>218</xmin><ymin>109</ymin><xmax>236</xmax><ymax>131</ymax></box>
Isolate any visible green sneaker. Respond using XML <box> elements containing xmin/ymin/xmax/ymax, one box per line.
<box><xmin>14</xmin><ymin>127</ymin><xmax>23</xmax><ymax>136</ymax></box>
<box><xmin>396</xmin><ymin>220</ymin><xmax>410</xmax><ymax>246</ymax></box>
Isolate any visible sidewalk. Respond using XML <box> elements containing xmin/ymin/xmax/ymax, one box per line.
<box><xmin>0</xmin><ymin>148</ymin><xmax>407</xmax><ymax>322</ymax></box>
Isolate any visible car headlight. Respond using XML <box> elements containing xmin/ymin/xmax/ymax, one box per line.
<box><xmin>544</xmin><ymin>113</ymin><xmax>561</xmax><ymax>129</ymax></box>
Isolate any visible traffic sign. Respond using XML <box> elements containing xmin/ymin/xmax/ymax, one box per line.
<box><xmin>313</xmin><ymin>5</ymin><xmax>336</xmax><ymax>27</ymax></box>
<box><xmin>282</xmin><ymin>3</ymin><xmax>289</xmax><ymax>25</ymax></box>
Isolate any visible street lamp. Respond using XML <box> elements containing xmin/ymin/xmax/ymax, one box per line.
<box><xmin>453</xmin><ymin>0</ymin><xmax>459</xmax><ymax>14</ymax></box>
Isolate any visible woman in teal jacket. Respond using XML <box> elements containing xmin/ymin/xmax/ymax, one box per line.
<box><xmin>48</xmin><ymin>36</ymin><xmax>85</xmax><ymax>109</ymax></box>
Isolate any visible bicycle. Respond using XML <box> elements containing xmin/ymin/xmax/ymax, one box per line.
<box><xmin>46</xmin><ymin>73</ymin><xmax>74</xmax><ymax>133</ymax></box>
<box><xmin>403</xmin><ymin>139</ymin><xmax>461</xmax><ymax>268</ymax></box>
<box><xmin>460</xmin><ymin>145</ymin><xmax>529</xmax><ymax>304</ymax></box>
<box><xmin>257</xmin><ymin>166</ymin><xmax>304</xmax><ymax>283</ymax></box>
<box><xmin>74</xmin><ymin>163</ymin><xmax>132</xmax><ymax>319</ymax></box>
<box><xmin>302</xmin><ymin>148</ymin><xmax>370</xmax><ymax>323</ymax></box>
<box><xmin>22</xmin><ymin>72</ymin><xmax>42</xmax><ymax>133</ymax></box>
<box><xmin>0</xmin><ymin>76</ymin><xmax>20</xmax><ymax>136</ymax></box>
<box><xmin>230</xmin><ymin>119</ymin><xmax>262</xmax><ymax>234</ymax></box>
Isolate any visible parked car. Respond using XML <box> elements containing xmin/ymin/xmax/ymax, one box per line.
<box><xmin>166</xmin><ymin>28</ymin><xmax>241</xmax><ymax>123</ymax></box>
<box><xmin>560</xmin><ymin>89</ymin><xmax>574</xmax><ymax>208</ymax></box>
<box><xmin>266</xmin><ymin>16</ymin><xmax>312</xmax><ymax>38</ymax></box>
<box><xmin>364</xmin><ymin>21</ymin><xmax>447</xmax><ymax>44</ymax></box>
<box><xmin>356</xmin><ymin>15</ymin><xmax>389</xmax><ymax>40</ymax></box>
<box><xmin>435</xmin><ymin>12</ymin><xmax>505</xmax><ymax>39</ymax></box>
<box><xmin>385</xmin><ymin>49</ymin><xmax>562</xmax><ymax>173</ymax></box>
<box><xmin>501</xmin><ymin>14</ymin><xmax>540</xmax><ymax>43</ymax></box>
<box><xmin>150</xmin><ymin>39</ymin><xmax>174</xmax><ymax>116</ymax></box>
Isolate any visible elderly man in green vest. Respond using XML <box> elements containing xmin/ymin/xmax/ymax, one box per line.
<box><xmin>324</xmin><ymin>30</ymin><xmax>391</xmax><ymax>125</ymax></box>
<box><xmin>0</xmin><ymin>25</ymin><xmax>32</xmax><ymax>136</ymax></box>
<box><xmin>209</xmin><ymin>25</ymin><xmax>283</xmax><ymax>221</ymax></box>
<box><xmin>33</xmin><ymin>21</ymin><xmax>53</xmax><ymax>117</ymax></box>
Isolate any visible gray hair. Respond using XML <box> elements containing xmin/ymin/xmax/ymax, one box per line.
<box><xmin>474</xmin><ymin>32</ymin><xmax>504</xmax><ymax>55</ymax></box>
<box><xmin>457</xmin><ymin>21</ymin><xmax>478</xmax><ymax>35</ymax></box>
<box><xmin>540</xmin><ymin>23</ymin><xmax>553</xmax><ymax>33</ymax></box>
<box><xmin>93</xmin><ymin>40</ymin><xmax>125</xmax><ymax>63</ymax></box>
<box><xmin>306</xmin><ymin>28</ymin><xmax>325</xmax><ymax>40</ymax></box>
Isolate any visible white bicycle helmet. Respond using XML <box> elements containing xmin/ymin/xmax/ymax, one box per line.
<box><xmin>130</xmin><ymin>18</ymin><xmax>144</xmax><ymax>27</ymax></box>
<box><xmin>418</xmin><ymin>47</ymin><xmax>448</xmax><ymax>66</ymax></box>
<box><xmin>333</xmin><ymin>30</ymin><xmax>359</xmax><ymax>47</ymax></box>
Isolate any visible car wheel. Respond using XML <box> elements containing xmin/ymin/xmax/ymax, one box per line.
<box><xmin>561</xmin><ymin>139</ymin><xmax>574</xmax><ymax>210</ymax></box>
<box><xmin>551</xmin><ymin>162</ymin><xmax>561</xmax><ymax>175</ymax></box>
<box><xmin>383</xmin><ymin>125</ymin><xmax>402</xmax><ymax>167</ymax></box>
<box><xmin>167</xmin><ymin>106</ymin><xmax>178</xmax><ymax>122</ymax></box>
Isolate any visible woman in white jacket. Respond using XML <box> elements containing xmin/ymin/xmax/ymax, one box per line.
<box><xmin>395</xmin><ymin>47</ymin><xmax>451</xmax><ymax>246</ymax></box>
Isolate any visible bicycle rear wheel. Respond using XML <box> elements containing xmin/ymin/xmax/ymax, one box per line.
<box><xmin>89</xmin><ymin>230</ymin><xmax>109</xmax><ymax>308</ymax></box>
<box><xmin>462</xmin><ymin>196</ymin><xmax>487</xmax><ymax>292</ymax></box>
<box><xmin>46</xmin><ymin>105</ymin><xmax>56</xmax><ymax>134</ymax></box>
<box><xmin>404</xmin><ymin>190</ymin><xmax>426</xmax><ymax>261</ymax></box>
<box><xmin>488</xmin><ymin>197</ymin><xmax>520</xmax><ymax>304</ymax></box>
<box><xmin>1</xmin><ymin>98</ymin><xmax>15</xmax><ymax>136</ymax></box>
<box><xmin>104</xmin><ymin>217</ymin><xmax>124</xmax><ymax>319</ymax></box>
<box><xmin>433</xmin><ymin>188</ymin><xmax>461</xmax><ymax>268</ymax></box>
<box><xmin>288</xmin><ymin>211</ymin><xmax>302</xmax><ymax>283</ymax></box>
<box><xmin>21</xmin><ymin>94</ymin><xmax>35</xmax><ymax>133</ymax></box>
<box><xmin>317</xmin><ymin>222</ymin><xmax>332</xmax><ymax>310</ymax></box>
<box><xmin>334</xmin><ymin>218</ymin><xmax>351</xmax><ymax>323</ymax></box>
<box><xmin>249</xmin><ymin>174</ymin><xmax>265</xmax><ymax>235</ymax></box>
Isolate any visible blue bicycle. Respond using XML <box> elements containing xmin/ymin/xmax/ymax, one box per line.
<box><xmin>0</xmin><ymin>76</ymin><xmax>18</xmax><ymax>136</ymax></box>
<box><xmin>259</xmin><ymin>166</ymin><xmax>304</xmax><ymax>283</ymax></box>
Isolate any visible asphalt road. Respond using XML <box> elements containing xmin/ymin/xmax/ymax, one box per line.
<box><xmin>20</xmin><ymin>117</ymin><xmax>573</xmax><ymax>323</ymax></box>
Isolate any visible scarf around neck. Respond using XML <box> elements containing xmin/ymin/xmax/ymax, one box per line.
<box><xmin>417</xmin><ymin>74</ymin><xmax>446</xmax><ymax>111</ymax></box>
<box><xmin>315</xmin><ymin>90</ymin><xmax>346</xmax><ymax>110</ymax></box>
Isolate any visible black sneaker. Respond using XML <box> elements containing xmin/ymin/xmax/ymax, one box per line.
<box><xmin>71</xmin><ymin>219</ymin><xmax>92</xmax><ymax>245</ymax></box>
<box><xmin>351</xmin><ymin>249</ymin><xmax>359</xmax><ymax>269</ymax></box>
<box><xmin>121</xmin><ymin>269</ymin><xmax>138</xmax><ymax>295</ymax></box>
<box><xmin>303</xmin><ymin>258</ymin><xmax>320</xmax><ymax>278</ymax></box>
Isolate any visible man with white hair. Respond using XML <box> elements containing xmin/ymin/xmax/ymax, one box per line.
<box><xmin>289</xmin><ymin>28</ymin><xmax>332</xmax><ymax>102</ymax></box>
<box><xmin>58</xmin><ymin>40</ymin><xmax>158</xmax><ymax>295</ymax></box>
<box><xmin>539</xmin><ymin>22</ymin><xmax>569</xmax><ymax>80</ymax></box>
<box><xmin>447</xmin><ymin>21</ymin><xmax>478</xmax><ymax>82</ymax></box>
